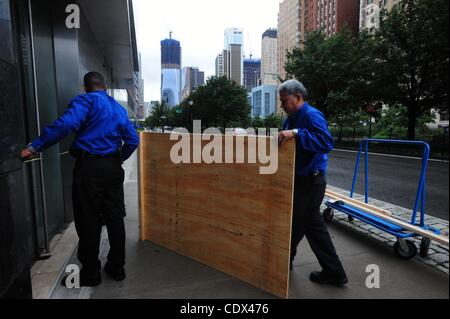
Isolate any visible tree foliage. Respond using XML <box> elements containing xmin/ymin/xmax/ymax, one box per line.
<box><xmin>285</xmin><ymin>0</ymin><xmax>449</xmax><ymax>140</ymax></box>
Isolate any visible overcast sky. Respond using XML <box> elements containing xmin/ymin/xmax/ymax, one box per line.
<box><xmin>133</xmin><ymin>0</ymin><xmax>281</xmax><ymax>102</ymax></box>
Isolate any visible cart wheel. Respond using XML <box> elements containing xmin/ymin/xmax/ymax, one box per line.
<box><xmin>348</xmin><ymin>215</ymin><xmax>354</xmax><ymax>222</ymax></box>
<box><xmin>393</xmin><ymin>240</ymin><xmax>417</xmax><ymax>260</ymax></box>
<box><xmin>420</xmin><ymin>237</ymin><xmax>431</xmax><ymax>258</ymax></box>
<box><xmin>323</xmin><ymin>208</ymin><xmax>334</xmax><ymax>223</ymax></box>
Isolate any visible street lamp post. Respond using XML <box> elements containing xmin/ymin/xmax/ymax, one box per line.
<box><xmin>161</xmin><ymin>115</ymin><xmax>167</xmax><ymax>133</ymax></box>
<box><xmin>188</xmin><ymin>100</ymin><xmax>194</xmax><ymax>132</ymax></box>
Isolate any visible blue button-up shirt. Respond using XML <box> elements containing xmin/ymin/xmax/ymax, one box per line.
<box><xmin>31</xmin><ymin>90</ymin><xmax>139</xmax><ymax>161</ymax></box>
<box><xmin>283</xmin><ymin>102</ymin><xmax>334</xmax><ymax>177</ymax></box>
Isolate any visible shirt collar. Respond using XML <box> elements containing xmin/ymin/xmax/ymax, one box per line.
<box><xmin>89</xmin><ymin>90</ymin><xmax>107</xmax><ymax>95</ymax></box>
<box><xmin>288</xmin><ymin>102</ymin><xmax>309</xmax><ymax>121</ymax></box>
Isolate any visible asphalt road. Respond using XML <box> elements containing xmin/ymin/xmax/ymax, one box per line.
<box><xmin>327</xmin><ymin>149</ymin><xmax>449</xmax><ymax>221</ymax></box>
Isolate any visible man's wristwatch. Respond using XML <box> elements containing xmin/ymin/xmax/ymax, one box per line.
<box><xmin>27</xmin><ymin>143</ymin><xmax>38</xmax><ymax>154</ymax></box>
<box><xmin>292</xmin><ymin>129</ymin><xmax>299</xmax><ymax>137</ymax></box>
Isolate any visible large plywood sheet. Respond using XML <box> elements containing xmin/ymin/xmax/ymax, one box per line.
<box><xmin>139</xmin><ymin>132</ymin><xmax>296</xmax><ymax>298</ymax></box>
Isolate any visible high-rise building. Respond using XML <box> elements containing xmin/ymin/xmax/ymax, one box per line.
<box><xmin>215</xmin><ymin>52</ymin><xmax>224</xmax><ymax>77</ymax></box>
<box><xmin>261</xmin><ymin>29</ymin><xmax>278</xmax><ymax>85</ymax></box>
<box><xmin>161</xmin><ymin>33</ymin><xmax>182</xmax><ymax>108</ymax></box>
<box><xmin>304</xmin><ymin>0</ymin><xmax>360</xmax><ymax>37</ymax></box>
<box><xmin>277</xmin><ymin>0</ymin><xmax>303</xmax><ymax>81</ymax></box>
<box><xmin>243</xmin><ymin>58</ymin><xmax>261</xmax><ymax>92</ymax></box>
<box><xmin>359</xmin><ymin>0</ymin><xmax>400</xmax><ymax>30</ymax></box>
<box><xmin>222</xmin><ymin>27</ymin><xmax>244</xmax><ymax>85</ymax></box>
<box><xmin>224</xmin><ymin>27</ymin><xmax>244</xmax><ymax>49</ymax></box>
<box><xmin>277</xmin><ymin>0</ymin><xmax>360</xmax><ymax>82</ymax></box>
<box><xmin>251</xmin><ymin>85</ymin><xmax>278</xmax><ymax>118</ymax></box>
<box><xmin>136</xmin><ymin>53</ymin><xmax>145</xmax><ymax>120</ymax></box>
<box><xmin>182</xmin><ymin>67</ymin><xmax>205</xmax><ymax>99</ymax></box>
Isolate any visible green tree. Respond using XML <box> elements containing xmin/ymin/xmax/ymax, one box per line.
<box><xmin>285</xmin><ymin>28</ymin><xmax>378</xmax><ymax>120</ymax></box>
<box><xmin>374</xmin><ymin>0</ymin><xmax>449</xmax><ymax>139</ymax></box>
<box><xmin>264</xmin><ymin>113</ymin><xmax>284</xmax><ymax>131</ymax></box>
<box><xmin>375</xmin><ymin>106</ymin><xmax>436</xmax><ymax>138</ymax></box>
<box><xmin>144</xmin><ymin>101</ymin><xmax>169</xmax><ymax>128</ymax></box>
<box><xmin>250</xmin><ymin>117</ymin><xmax>265</xmax><ymax>131</ymax></box>
<box><xmin>185</xmin><ymin>76</ymin><xmax>251</xmax><ymax>131</ymax></box>
<box><xmin>331</xmin><ymin>110</ymin><xmax>370</xmax><ymax>143</ymax></box>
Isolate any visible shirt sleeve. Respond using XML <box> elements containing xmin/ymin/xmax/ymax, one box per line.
<box><xmin>120</xmin><ymin>119</ymin><xmax>140</xmax><ymax>161</ymax></box>
<box><xmin>30</xmin><ymin>95</ymin><xmax>92</xmax><ymax>152</ymax></box>
<box><xmin>295</xmin><ymin>112</ymin><xmax>334</xmax><ymax>154</ymax></box>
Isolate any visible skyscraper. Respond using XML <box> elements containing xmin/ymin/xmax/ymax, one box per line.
<box><xmin>182</xmin><ymin>67</ymin><xmax>205</xmax><ymax>99</ymax></box>
<box><xmin>161</xmin><ymin>33</ymin><xmax>181</xmax><ymax>108</ymax></box>
<box><xmin>359</xmin><ymin>0</ymin><xmax>400</xmax><ymax>30</ymax></box>
<box><xmin>261</xmin><ymin>29</ymin><xmax>278</xmax><ymax>85</ymax></box>
<box><xmin>277</xmin><ymin>0</ymin><xmax>360</xmax><ymax>82</ymax></box>
<box><xmin>304</xmin><ymin>0</ymin><xmax>360</xmax><ymax>37</ymax></box>
<box><xmin>277</xmin><ymin>0</ymin><xmax>303</xmax><ymax>81</ymax></box>
<box><xmin>222</xmin><ymin>27</ymin><xmax>244</xmax><ymax>85</ymax></box>
<box><xmin>243</xmin><ymin>57</ymin><xmax>261</xmax><ymax>92</ymax></box>
<box><xmin>215</xmin><ymin>52</ymin><xmax>224</xmax><ymax>77</ymax></box>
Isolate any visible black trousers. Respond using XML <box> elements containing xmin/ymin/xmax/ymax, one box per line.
<box><xmin>291</xmin><ymin>174</ymin><xmax>347</xmax><ymax>279</ymax></box>
<box><xmin>72</xmin><ymin>156</ymin><xmax>126</xmax><ymax>275</ymax></box>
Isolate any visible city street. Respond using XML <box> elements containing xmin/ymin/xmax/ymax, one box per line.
<box><xmin>328</xmin><ymin>149</ymin><xmax>449</xmax><ymax>220</ymax></box>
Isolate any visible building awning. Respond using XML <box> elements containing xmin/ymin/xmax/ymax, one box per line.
<box><xmin>78</xmin><ymin>0</ymin><xmax>139</xmax><ymax>89</ymax></box>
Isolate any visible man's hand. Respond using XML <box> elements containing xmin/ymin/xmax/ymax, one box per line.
<box><xmin>278</xmin><ymin>130</ymin><xmax>297</xmax><ymax>146</ymax></box>
<box><xmin>21</xmin><ymin>148</ymin><xmax>36</xmax><ymax>161</ymax></box>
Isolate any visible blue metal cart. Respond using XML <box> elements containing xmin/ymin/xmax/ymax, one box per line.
<box><xmin>323</xmin><ymin>139</ymin><xmax>442</xmax><ymax>259</ymax></box>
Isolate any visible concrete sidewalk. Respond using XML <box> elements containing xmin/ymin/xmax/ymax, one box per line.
<box><xmin>49</xmin><ymin>154</ymin><xmax>449</xmax><ymax>299</ymax></box>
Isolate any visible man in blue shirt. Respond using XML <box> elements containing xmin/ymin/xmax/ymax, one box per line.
<box><xmin>278</xmin><ymin>79</ymin><xmax>348</xmax><ymax>286</ymax></box>
<box><xmin>21</xmin><ymin>72</ymin><xmax>139</xmax><ymax>287</ymax></box>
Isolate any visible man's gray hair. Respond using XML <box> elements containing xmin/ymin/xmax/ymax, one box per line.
<box><xmin>279</xmin><ymin>79</ymin><xmax>308</xmax><ymax>99</ymax></box>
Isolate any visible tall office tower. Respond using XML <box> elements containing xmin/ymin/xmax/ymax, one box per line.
<box><xmin>182</xmin><ymin>67</ymin><xmax>205</xmax><ymax>99</ymax></box>
<box><xmin>277</xmin><ymin>0</ymin><xmax>303</xmax><ymax>81</ymax></box>
<box><xmin>137</xmin><ymin>53</ymin><xmax>145</xmax><ymax>119</ymax></box>
<box><xmin>223</xmin><ymin>27</ymin><xmax>244</xmax><ymax>85</ymax></box>
<box><xmin>304</xmin><ymin>0</ymin><xmax>360</xmax><ymax>37</ymax></box>
<box><xmin>243</xmin><ymin>57</ymin><xmax>261</xmax><ymax>92</ymax></box>
<box><xmin>215</xmin><ymin>52</ymin><xmax>224</xmax><ymax>76</ymax></box>
<box><xmin>161</xmin><ymin>33</ymin><xmax>182</xmax><ymax>108</ymax></box>
<box><xmin>261</xmin><ymin>28</ymin><xmax>278</xmax><ymax>85</ymax></box>
<box><xmin>359</xmin><ymin>0</ymin><xmax>400</xmax><ymax>30</ymax></box>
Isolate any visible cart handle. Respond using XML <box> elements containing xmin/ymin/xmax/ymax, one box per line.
<box><xmin>349</xmin><ymin>139</ymin><xmax>430</xmax><ymax>227</ymax></box>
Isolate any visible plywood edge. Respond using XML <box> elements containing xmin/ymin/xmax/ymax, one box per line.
<box><xmin>283</xmin><ymin>140</ymin><xmax>295</xmax><ymax>299</ymax></box>
<box><xmin>138</xmin><ymin>132</ymin><xmax>147</xmax><ymax>241</ymax></box>
<box><xmin>325</xmin><ymin>189</ymin><xmax>449</xmax><ymax>246</ymax></box>
<box><xmin>325</xmin><ymin>190</ymin><xmax>393</xmax><ymax>216</ymax></box>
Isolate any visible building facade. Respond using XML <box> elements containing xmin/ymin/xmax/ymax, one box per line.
<box><xmin>182</xmin><ymin>67</ymin><xmax>205</xmax><ymax>99</ymax></box>
<box><xmin>215</xmin><ymin>52</ymin><xmax>224</xmax><ymax>77</ymax></box>
<box><xmin>161</xmin><ymin>35</ymin><xmax>182</xmax><ymax>108</ymax></box>
<box><xmin>304</xmin><ymin>0</ymin><xmax>360</xmax><ymax>37</ymax></box>
<box><xmin>261</xmin><ymin>29</ymin><xmax>278</xmax><ymax>85</ymax></box>
<box><xmin>251</xmin><ymin>85</ymin><xmax>278</xmax><ymax>118</ymax></box>
<box><xmin>243</xmin><ymin>58</ymin><xmax>261</xmax><ymax>92</ymax></box>
<box><xmin>277</xmin><ymin>0</ymin><xmax>303</xmax><ymax>81</ymax></box>
<box><xmin>0</xmin><ymin>0</ymin><xmax>138</xmax><ymax>298</ymax></box>
<box><xmin>359</xmin><ymin>0</ymin><xmax>400</xmax><ymax>30</ymax></box>
<box><xmin>223</xmin><ymin>27</ymin><xmax>244</xmax><ymax>85</ymax></box>
<box><xmin>277</xmin><ymin>0</ymin><xmax>360</xmax><ymax>83</ymax></box>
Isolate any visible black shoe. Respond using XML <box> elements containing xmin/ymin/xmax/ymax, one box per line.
<box><xmin>309</xmin><ymin>271</ymin><xmax>348</xmax><ymax>286</ymax></box>
<box><xmin>60</xmin><ymin>271</ymin><xmax>101</xmax><ymax>288</ymax></box>
<box><xmin>104</xmin><ymin>263</ymin><xmax>126</xmax><ymax>281</ymax></box>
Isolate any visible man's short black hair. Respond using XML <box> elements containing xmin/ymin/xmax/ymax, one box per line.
<box><xmin>84</xmin><ymin>71</ymin><xmax>105</xmax><ymax>88</ymax></box>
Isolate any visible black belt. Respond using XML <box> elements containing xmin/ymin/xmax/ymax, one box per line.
<box><xmin>296</xmin><ymin>170</ymin><xmax>327</xmax><ymax>184</ymax></box>
<box><xmin>297</xmin><ymin>170</ymin><xmax>325</xmax><ymax>178</ymax></box>
<box><xmin>70</xmin><ymin>149</ymin><xmax>120</xmax><ymax>160</ymax></box>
